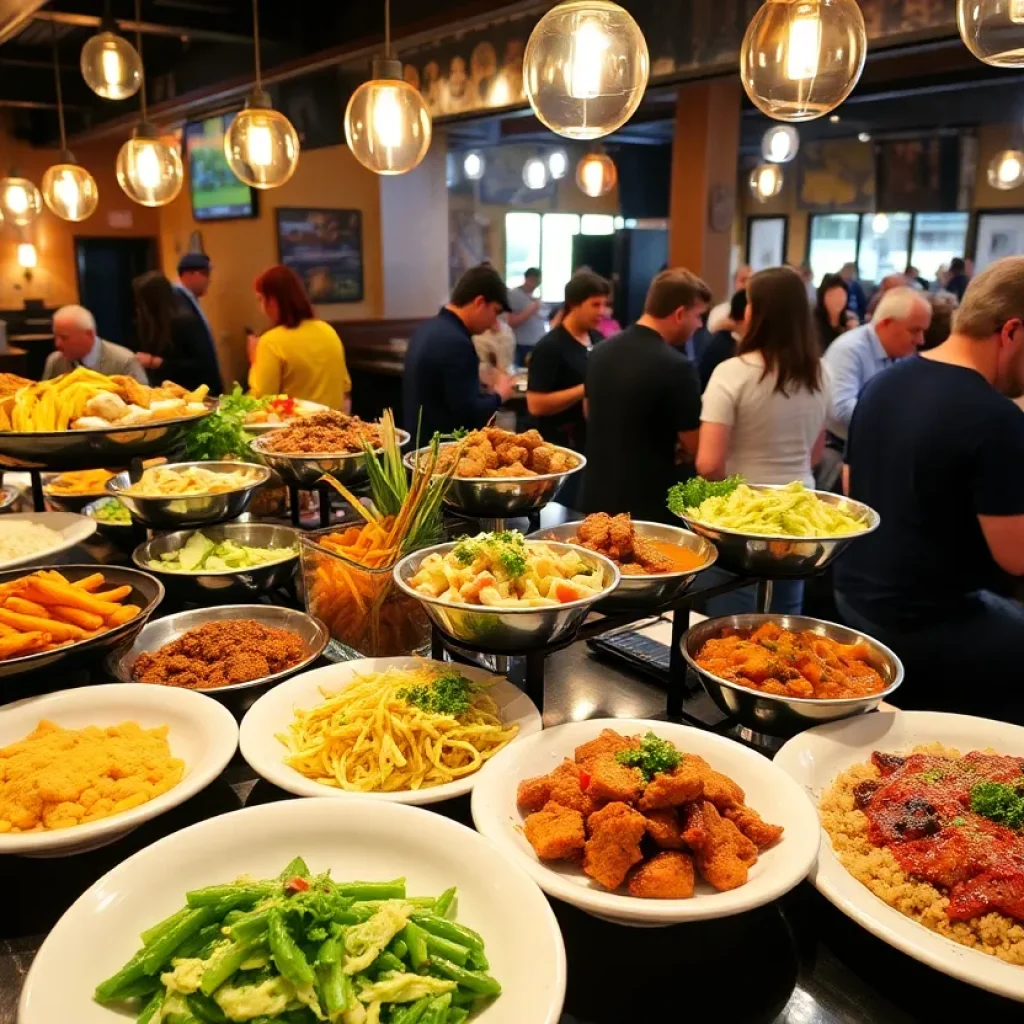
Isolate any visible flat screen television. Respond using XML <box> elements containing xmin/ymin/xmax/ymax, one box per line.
<box><xmin>185</xmin><ymin>114</ymin><xmax>258</xmax><ymax>221</ymax></box>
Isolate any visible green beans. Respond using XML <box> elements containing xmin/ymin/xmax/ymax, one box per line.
<box><xmin>228</xmin><ymin>908</ymin><xmax>272</xmax><ymax>943</ymax></box>
<box><xmin>186</xmin><ymin>991</ymin><xmax>228</xmax><ymax>1023</ymax></box>
<box><xmin>140</xmin><ymin>906</ymin><xmax>190</xmax><ymax>947</ymax></box>
<box><xmin>172</xmin><ymin>923</ymin><xmax>222</xmax><ymax>962</ymax></box>
<box><xmin>373</xmin><ymin>950</ymin><xmax>406</xmax><ymax>975</ymax></box>
<box><xmin>316</xmin><ymin>959</ymin><xmax>348</xmax><ymax>1015</ymax></box>
<box><xmin>335</xmin><ymin>879</ymin><xmax>406</xmax><ymax>901</ymax></box>
<box><xmin>445</xmin><ymin>1008</ymin><xmax>469</xmax><ymax>1024</ymax></box>
<box><xmin>422</xmin><ymin>931</ymin><xmax>469</xmax><ymax>967</ymax></box>
<box><xmin>427</xmin><ymin>957</ymin><xmax>501</xmax><ymax>997</ymax></box>
<box><xmin>467</xmin><ymin>947</ymin><xmax>489</xmax><ymax>971</ymax></box>
<box><xmin>390</xmin><ymin>937</ymin><xmax>408</xmax><ymax>960</ymax></box>
<box><xmin>433</xmin><ymin>887</ymin><xmax>457</xmax><ymax>919</ymax></box>
<box><xmin>95</xmin><ymin>949</ymin><xmax>149</xmax><ymax>1003</ymax></box>
<box><xmin>392</xmin><ymin>997</ymin><xmax>432</xmax><ymax>1024</ymax></box>
<box><xmin>97</xmin><ymin>975</ymin><xmax>158</xmax><ymax>1001</ymax></box>
<box><xmin>136</xmin><ymin>989</ymin><xmax>164</xmax><ymax>1024</ymax></box>
<box><xmin>141</xmin><ymin>907</ymin><xmax>217</xmax><ymax>975</ymax></box>
<box><xmin>317</xmin><ymin>934</ymin><xmax>344</xmax><ymax>966</ymax></box>
<box><xmin>199</xmin><ymin>939</ymin><xmax>261</xmax><ymax>997</ymax></box>
<box><xmin>268</xmin><ymin>909</ymin><xmax>315</xmax><ymax>987</ymax></box>
<box><xmin>402</xmin><ymin>921</ymin><xmax>429</xmax><ymax>970</ymax></box>
<box><xmin>421</xmin><ymin>993</ymin><xmax>453</xmax><ymax>1024</ymax></box>
<box><xmin>411</xmin><ymin>914</ymin><xmax>484</xmax><ymax>953</ymax></box>
<box><xmin>185</xmin><ymin>883</ymin><xmax>277</xmax><ymax>908</ymax></box>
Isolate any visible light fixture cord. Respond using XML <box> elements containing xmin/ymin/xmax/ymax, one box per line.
<box><xmin>134</xmin><ymin>0</ymin><xmax>147</xmax><ymax>121</ymax></box>
<box><xmin>50</xmin><ymin>23</ymin><xmax>67</xmax><ymax>151</ymax></box>
<box><xmin>252</xmin><ymin>0</ymin><xmax>262</xmax><ymax>90</ymax></box>
<box><xmin>385</xmin><ymin>0</ymin><xmax>391</xmax><ymax>58</ymax></box>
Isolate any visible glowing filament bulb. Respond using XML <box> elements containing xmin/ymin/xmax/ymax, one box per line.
<box><xmin>1012</xmin><ymin>0</ymin><xmax>1024</xmax><ymax>24</ymax></box>
<box><xmin>372</xmin><ymin>86</ymin><xmax>405</xmax><ymax>149</ymax></box>
<box><xmin>567</xmin><ymin>18</ymin><xmax>610</xmax><ymax>99</ymax></box>
<box><xmin>582</xmin><ymin>159</ymin><xmax>604</xmax><ymax>195</ymax></box>
<box><xmin>246</xmin><ymin>122</ymin><xmax>274</xmax><ymax>168</ymax></box>
<box><xmin>53</xmin><ymin>171</ymin><xmax>81</xmax><ymax>219</ymax></box>
<box><xmin>786</xmin><ymin>4</ymin><xmax>823</xmax><ymax>80</ymax></box>
<box><xmin>1000</xmin><ymin>153</ymin><xmax>1022</xmax><ymax>183</ymax></box>
<box><xmin>17</xmin><ymin>243</ymin><xmax>36</xmax><ymax>268</ymax></box>
<box><xmin>135</xmin><ymin>143</ymin><xmax>162</xmax><ymax>190</ymax></box>
<box><xmin>6</xmin><ymin>184</ymin><xmax>28</xmax><ymax>215</ymax></box>
<box><xmin>101</xmin><ymin>47</ymin><xmax>122</xmax><ymax>86</ymax></box>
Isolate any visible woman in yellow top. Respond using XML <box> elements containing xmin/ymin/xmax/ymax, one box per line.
<box><xmin>248</xmin><ymin>264</ymin><xmax>352</xmax><ymax>411</ymax></box>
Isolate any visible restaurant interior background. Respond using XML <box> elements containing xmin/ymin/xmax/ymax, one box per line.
<box><xmin>1</xmin><ymin>0</ymin><xmax>1024</xmax><ymax>417</ymax></box>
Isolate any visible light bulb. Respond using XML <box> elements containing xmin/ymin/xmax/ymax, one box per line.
<box><xmin>41</xmin><ymin>161</ymin><xmax>99</xmax><ymax>222</ymax></box>
<box><xmin>16</xmin><ymin>242</ymin><xmax>37</xmax><ymax>269</ymax></box>
<box><xmin>0</xmin><ymin>176</ymin><xmax>42</xmax><ymax>227</ymax></box>
<box><xmin>575</xmin><ymin>152</ymin><xmax>617</xmax><ymax>197</ymax></box>
<box><xmin>524</xmin><ymin>0</ymin><xmax>649</xmax><ymax>140</ymax></box>
<box><xmin>741</xmin><ymin>0</ymin><xmax>867</xmax><ymax>121</ymax></box>
<box><xmin>80</xmin><ymin>29</ymin><xmax>142</xmax><ymax>100</ymax></box>
<box><xmin>463</xmin><ymin>151</ymin><xmax>485</xmax><ymax>180</ymax></box>
<box><xmin>762</xmin><ymin>125</ymin><xmax>799</xmax><ymax>162</ymax></box>
<box><xmin>224</xmin><ymin>96</ymin><xmax>300</xmax><ymax>189</ymax></box>
<box><xmin>749</xmin><ymin>163</ymin><xmax>784</xmax><ymax>200</ymax></box>
<box><xmin>523</xmin><ymin>157</ymin><xmax>548</xmax><ymax>190</ymax></box>
<box><xmin>959</xmin><ymin>0</ymin><xmax>1024</xmax><ymax>66</ymax></box>
<box><xmin>345</xmin><ymin>60</ymin><xmax>432</xmax><ymax>176</ymax></box>
<box><xmin>858</xmin><ymin>132</ymin><xmax>871</xmax><ymax>142</ymax></box>
<box><xmin>116</xmin><ymin>127</ymin><xmax>183</xmax><ymax>207</ymax></box>
<box><xmin>548</xmin><ymin>149</ymin><xmax>569</xmax><ymax>179</ymax></box>
<box><xmin>872</xmin><ymin>212</ymin><xmax>889</xmax><ymax>234</ymax></box>
<box><xmin>988</xmin><ymin>149</ymin><xmax>1024</xmax><ymax>190</ymax></box>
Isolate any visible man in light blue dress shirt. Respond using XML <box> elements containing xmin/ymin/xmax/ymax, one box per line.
<box><xmin>823</xmin><ymin>287</ymin><xmax>932</xmax><ymax>443</ymax></box>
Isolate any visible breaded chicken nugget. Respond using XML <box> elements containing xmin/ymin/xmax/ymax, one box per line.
<box><xmin>644</xmin><ymin>808</ymin><xmax>685</xmax><ymax>849</ymax></box>
<box><xmin>495</xmin><ymin>442</ymin><xmax>529</xmax><ymax>466</ymax></box>
<box><xmin>574</xmin><ymin>728</ymin><xmax>636</xmax><ymax>767</ymax></box>
<box><xmin>583</xmin><ymin>802</ymin><xmax>646</xmax><ymax>890</ymax></box>
<box><xmin>456</xmin><ymin>457</ymin><xmax>486</xmax><ymax>478</ymax></box>
<box><xmin>686</xmin><ymin>754</ymin><xmax>745</xmax><ymax>809</ymax></box>
<box><xmin>516</xmin><ymin>773</ymin><xmax>552</xmax><ymax>812</ymax></box>
<box><xmin>724</xmin><ymin>804</ymin><xmax>784</xmax><ymax>848</ymax></box>
<box><xmin>627</xmin><ymin>851</ymin><xmax>695</xmax><ymax>898</ymax></box>
<box><xmin>529</xmin><ymin>445</ymin><xmax>556</xmax><ymax>474</ymax></box>
<box><xmin>637</xmin><ymin>759</ymin><xmax>705</xmax><ymax>810</ymax></box>
<box><xmin>524</xmin><ymin>802</ymin><xmax>586</xmax><ymax>860</ymax></box>
<box><xmin>548</xmin><ymin>759</ymin><xmax>600</xmax><ymax>817</ymax></box>
<box><xmin>685</xmin><ymin>801</ymin><xmax>758</xmax><ymax>892</ymax></box>
<box><xmin>515</xmin><ymin>429</ymin><xmax>545</xmax><ymax>451</ymax></box>
<box><xmin>586</xmin><ymin>756</ymin><xmax>644</xmax><ymax>804</ymax></box>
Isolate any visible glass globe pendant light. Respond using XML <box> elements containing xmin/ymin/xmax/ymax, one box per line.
<box><xmin>116</xmin><ymin>0</ymin><xmax>182</xmax><ymax>207</ymax></box>
<box><xmin>988</xmin><ymin>149</ymin><xmax>1024</xmax><ymax>190</ymax></box>
<box><xmin>0</xmin><ymin>174</ymin><xmax>42</xmax><ymax>227</ymax></box>
<box><xmin>740</xmin><ymin>0</ymin><xmax>867</xmax><ymax>122</ymax></box>
<box><xmin>958</xmin><ymin>0</ymin><xmax>1024</xmax><ymax>67</ymax></box>
<box><xmin>344</xmin><ymin>0</ymin><xmax>432</xmax><ymax>175</ymax></box>
<box><xmin>80</xmin><ymin>1</ymin><xmax>141</xmax><ymax>100</ymax></box>
<box><xmin>523</xmin><ymin>157</ymin><xmax>549</xmax><ymax>190</ymax></box>
<box><xmin>42</xmin><ymin>29</ymin><xmax>99</xmax><ymax>222</ymax></box>
<box><xmin>523</xmin><ymin>0</ymin><xmax>649</xmax><ymax>140</ymax></box>
<box><xmin>575</xmin><ymin>150</ymin><xmax>617</xmax><ymax>197</ymax></box>
<box><xmin>224</xmin><ymin>0</ymin><xmax>300</xmax><ymax>189</ymax></box>
<box><xmin>749</xmin><ymin>163</ymin><xmax>784</xmax><ymax>201</ymax></box>
<box><xmin>762</xmin><ymin>124</ymin><xmax>799</xmax><ymax>163</ymax></box>
<box><xmin>463</xmin><ymin>151</ymin><xmax>485</xmax><ymax>180</ymax></box>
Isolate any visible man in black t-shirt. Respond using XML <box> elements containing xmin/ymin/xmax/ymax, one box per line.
<box><xmin>836</xmin><ymin>256</ymin><xmax>1024</xmax><ymax>717</ymax></box>
<box><xmin>582</xmin><ymin>268</ymin><xmax>710</xmax><ymax>523</ymax></box>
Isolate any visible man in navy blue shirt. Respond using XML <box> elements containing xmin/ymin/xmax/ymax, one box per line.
<box><xmin>403</xmin><ymin>265</ymin><xmax>514</xmax><ymax>439</ymax></box>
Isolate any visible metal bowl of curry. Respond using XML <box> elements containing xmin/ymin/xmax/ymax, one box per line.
<box><xmin>682</xmin><ymin>613</ymin><xmax>903</xmax><ymax>738</ymax></box>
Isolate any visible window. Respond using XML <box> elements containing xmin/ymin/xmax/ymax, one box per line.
<box><xmin>858</xmin><ymin>212</ymin><xmax>911</xmax><ymax>282</ymax></box>
<box><xmin>910</xmin><ymin>212</ymin><xmax>969</xmax><ymax>279</ymax></box>
<box><xmin>807</xmin><ymin>214</ymin><xmax>859</xmax><ymax>285</ymax></box>
<box><xmin>506</xmin><ymin>211</ymin><xmax>597</xmax><ymax>303</ymax></box>
<box><xmin>504</xmin><ymin>212</ymin><xmax>541</xmax><ymax>288</ymax></box>
<box><xmin>580</xmin><ymin>214</ymin><xmax>615</xmax><ymax>235</ymax></box>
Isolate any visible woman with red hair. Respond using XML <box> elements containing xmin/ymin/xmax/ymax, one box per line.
<box><xmin>248</xmin><ymin>265</ymin><xmax>352</xmax><ymax>410</ymax></box>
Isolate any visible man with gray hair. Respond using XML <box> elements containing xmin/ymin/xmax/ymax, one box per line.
<box><xmin>43</xmin><ymin>305</ymin><xmax>147</xmax><ymax>383</ymax></box>
<box><xmin>822</xmin><ymin>286</ymin><xmax>933</xmax><ymax>442</ymax></box>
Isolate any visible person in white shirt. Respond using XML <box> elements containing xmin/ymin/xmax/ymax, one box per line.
<box><xmin>697</xmin><ymin>266</ymin><xmax>829</xmax><ymax>614</ymax></box>
<box><xmin>706</xmin><ymin>264</ymin><xmax>752</xmax><ymax>334</ymax></box>
<box><xmin>44</xmin><ymin>304</ymin><xmax>147</xmax><ymax>383</ymax></box>
<box><xmin>506</xmin><ymin>267</ymin><xmax>546</xmax><ymax>365</ymax></box>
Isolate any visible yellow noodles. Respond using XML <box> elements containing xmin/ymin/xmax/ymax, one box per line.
<box><xmin>277</xmin><ymin>664</ymin><xmax>519</xmax><ymax>793</ymax></box>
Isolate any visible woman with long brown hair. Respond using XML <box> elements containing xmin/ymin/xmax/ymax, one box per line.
<box><xmin>696</xmin><ymin>265</ymin><xmax>829</xmax><ymax>613</ymax></box>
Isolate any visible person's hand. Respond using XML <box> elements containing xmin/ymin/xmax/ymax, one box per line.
<box><xmin>136</xmin><ymin>352</ymin><xmax>163</xmax><ymax>369</ymax></box>
<box><xmin>494</xmin><ymin>373</ymin><xmax>515</xmax><ymax>402</ymax></box>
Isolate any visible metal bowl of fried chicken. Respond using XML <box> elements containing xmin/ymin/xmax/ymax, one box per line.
<box><xmin>529</xmin><ymin>517</ymin><xmax>718</xmax><ymax>610</ymax></box>
<box><xmin>403</xmin><ymin>428</ymin><xmax>584</xmax><ymax>519</ymax></box>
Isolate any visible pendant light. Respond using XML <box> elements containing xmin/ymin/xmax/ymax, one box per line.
<box><xmin>749</xmin><ymin>163</ymin><xmax>784</xmax><ymax>201</ymax></box>
<box><xmin>344</xmin><ymin>0</ymin><xmax>433</xmax><ymax>175</ymax></box>
<box><xmin>224</xmin><ymin>0</ymin><xmax>300</xmax><ymax>189</ymax></box>
<box><xmin>0</xmin><ymin>174</ymin><xmax>42</xmax><ymax>227</ymax></box>
<box><xmin>575</xmin><ymin>151</ymin><xmax>617</xmax><ymax>197</ymax></box>
<box><xmin>762</xmin><ymin>125</ymin><xmax>799</xmax><ymax>163</ymax></box>
<box><xmin>463</xmin><ymin>151</ymin><xmax>485</xmax><ymax>181</ymax></box>
<box><xmin>523</xmin><ymin>156</ymin><xmax>549</xmax><ymax>190</ymax></box>
<box><xmin>548</xmin><ymin>149</ymin><xmax>569</xmax><ymax>179</ymax></box>
<box><xmin>958</xmin><ymin>0</ymin><xmax>1024</xmax><ymax>67</ymax></box>
<box><xmin>740</xmin><ymin>0</ymin><xmax>867</xmax><ymax>122</ymax></box>
<box><xmin>116</xmin><ymin>0</ymin><xmax>182</xmax><ymax>207</ymax></box>
<box><xmin>524</xmin><ymin>0</ymin><xmax>649</xmax><ymax>140</ymax></box>
<box><xmin>987</xmin><ymin>149</ymin><xmax>1024</xmax><ymax>190</ymax></box>
<box><xmin>42</xmin><ymin>28</ymin><xmax>99</xmax><ymax>223</ymax></box>
<box><xmin>80</xmin><ymin>0</ymin><xmax>141</xmax><ymax>100</ymax></box>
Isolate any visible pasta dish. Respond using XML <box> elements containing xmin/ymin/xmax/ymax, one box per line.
<box><xmin>118</xmin><ymin>464</ymin><xmax>263</xmax><ymax>497</ymax></box>
<box><xmin>277</xmin><ymin>663</ymin><xmax>519</xmax><ymax>792</ymax></box>
<box><xmin>408</xmin><ymin>531</ymin><xmax>606</xmax><ymax>607</ymax></box>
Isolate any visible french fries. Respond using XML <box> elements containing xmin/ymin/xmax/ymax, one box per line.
<box><xmin>0</xmin><ymin>569</ymin><xmax>141</xmax><ymax>661</ymax></box>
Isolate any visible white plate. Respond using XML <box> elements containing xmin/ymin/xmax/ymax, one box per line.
<box><xmin>775</xmin><ymin>711</ymin><xmax>1024</xmax><ymax>1002</ymax></box>
<box><xmin>471</xmin><ymin>717</ymin><xmax>819</xmax><ymax>926</ymax></box>
<box><xmin>0</xmin><ymin>683</ymin><xmax>238</xmax><ymax>856</ymax></box>
<box><xmin>0</xmin><ymin>511</ymin><xmax>97</xmax><ymax>570</ymax></box>
<box><xmin>240</xmin><ymin>657</ymin><xmax>542</xmax><ymax>804</ymax></box>
<box><xmin>19</xmin><ymin>799</ymin><xmax>566</xmax><ymax>1024</ymax></box>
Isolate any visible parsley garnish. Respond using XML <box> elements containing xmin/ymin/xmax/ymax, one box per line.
<box><xmin>615</xmin><ymin>732</ymin><xmax>682</xmax><ymax>782</ymax></box>
<box><xmin>970</xmin><ymin>781</ymin><xmax>1024</xmax><ymax>830</ymax></box>
<box><xmin>398</xmin><ymin>672</ymin><xmax>476</xmax><ymax>717</ymax></box>
<box><xmin>667</xmin><ymin>475</ymin><xmax>744</xmax><ymax>515</ymax></box>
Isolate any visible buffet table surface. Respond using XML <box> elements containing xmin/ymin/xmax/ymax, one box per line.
<box><xmin>0</xmin><ymin>524</ymin><xmax>1019</xmax><ymax>1024</ymax></box>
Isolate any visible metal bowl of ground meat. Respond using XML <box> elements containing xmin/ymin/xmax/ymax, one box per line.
<box><xmin>403</xmin><ymin>440</ymin><xmax>585</xmax><ymax>519</ymax></box>
<box><xmin>528</xmin><ymin>519</ymin><xmax>718</xmax><ymax>611</ymax></box>
<box><xmin>250</xmin><ymin>430</ymin><xmax>411</xmax><ymax>488</ymax></box>
<box><xmin>108</xmin><ymin>605</ymin><xmax>329</xmax><ymax>710</ymax></box>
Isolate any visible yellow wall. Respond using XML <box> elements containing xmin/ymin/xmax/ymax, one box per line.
<box><xmin>158</xmin><ymin>143</ymin><xmax>384</xmax><ymax>388</ymax></box>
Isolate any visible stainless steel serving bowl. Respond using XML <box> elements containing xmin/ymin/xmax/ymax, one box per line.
<box><xmin>107</xmin><ymin>461</ymin><xmax>271</xmax><ymax>529</ymax></box>
<box><xmin>682</xmin><ymin>613</ymin><xmax>903</xmax><ymax>738</ymax></box>
<box><xmin>132</xmin><ymin>523</ymin><xmax>301</xmax><ymax>603</ymax></box>
<box><xmin>403</xmin><ymin>441</ymin><xmax>585</xmax><ymax>519</ymax></box>
<box><xmin>393</xmin><ymin>539</ymin><xmax>620</xmax><ymax>653</ymax></box>
<box><xmin>250</xmin><ymin>430</ymin><xmax>410</xmax><ymax>488</ymax></box>
<box><xmin>675</xmin><ymin>485</ymin><xmax>880</xmax><ymax>578</ymax></box>
<box><xmin>527</xmin><ymin>520</ymin><xmax>718</xmax><ymax>610</ymax></box>
<box><xmin>0</xmin><ymin>405</ymin><xmax>213</xmax><ymax>471</ymax></box>
<box><xmin>0</xmin><ymin>485</ymin><xmax>19</xmax><ymax>512</ymax></box>
<box><xmin>0</xmin><ymin>563</ymin><xmax>164</xmax><ymax>680</ymax></box>
<box><xmin>108</xmin><ymin>604</ymin><xmax>329</xmax><ymax>710</ymax></box>
<box><xmin>41</xmin><ymin>473</ymin><xmax>112</xmax><ymax>514</ymax></box>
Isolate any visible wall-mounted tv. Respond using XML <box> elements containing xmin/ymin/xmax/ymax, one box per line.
<box><xmin>185</xmin><ymin>115</ymin><xmax>258</xmax><ymax>221</ymax></box>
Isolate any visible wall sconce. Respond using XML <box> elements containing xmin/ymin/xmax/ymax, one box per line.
<box><xmin>17</xmin><ymin>241</ymin><xmax>37</xmax><ymax>281</ymax></box>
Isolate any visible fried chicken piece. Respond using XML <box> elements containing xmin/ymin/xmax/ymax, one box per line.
<box><xmin>482</xmin><ymin>426</ymin><xmax>509</xmax><ymax>447</ymax></box>
<box><xmin>546</xmin><ymin>759</ymin><xmax>600</xmax><ymax>817</ymax></box>
<box><xmin>586</xmin><ymin>756</ymin><xmax>644</xmax><ymax>804</ymax></box>
<box><xmin>524</xmin><ymin>802</ymin><xmax>586</xmax><ymax>861</ymax></box>
<box><xmin>685</xmin><ymin>755</ymin><xmax>745</xmax><ymax>809</ymax></box>
<box><xmin>517</xmin><ymin>774</ymin><xmax>553</xmax><ymax>812</ymax></box>
<box><xmin>574</xmin><ymin>728</ymin><xmax>635</xmax><ymax>767</ymax></box>
<box><xmin>582</xmin><ymin>802</ymin><xmax>646</xmax><ymax>890</ymax></box>
<box><xmin>618</xmin><ymin>563</ymin><xmax>647</xmax><ymax>576</ymax></box>
<box><xmin>684</xmin><ymin>801</ymin><xmax>758</xmax><ymax>891</ymax></box>
<box><xmin>724</xmin><ymin>805</ymin><xmax>785</xmax><ymax>849</ymax></box>
<box><xmin>456</xmin><ymin>457</ymin><xmax>486</xmax><ymax>478</ymax></box>
<box><xmin>627</xmin><ymin>851</ymin><xmax>695</xmax><ymax>899</ymax></box>
<box><xmin>638</xmin><ymin>759</ymin><xmax>705</xmax><ymax>810</ymax></box>
<box><xmin>644</xmin><ymin>808</ymin><xmax>685</xmax><ymax>849</ymax></box>
<box><xmin>515</xmin><ymin>429</ymin><xmax>545</xmax><ymax>451</ymax></box>
<box><xmin>607</xmin><ymin>514</ymin><xmax>634</xmax><ymax>554</ymax></box>
<box><xmin>111</xmin><ymin>374</ymin><xmax>153</xmax><ymax>408</ymax></box>
<box><xmin>548</xmin><ymin>451</ymin><xmax>571</xmax><ymax>474</ymax></box>
<box><xmin>632</xmin><ymin>536</ymin><xmax>674</xmax><ymax>573</ymax></box>
<box><xmin>576</xmin><ymin>513</ymin><xmax>611</xmax><ymax>550</ymax></box>
<box><xmin>465</xmin><ymin>443</ymin><xmax>498</xmax><ymax>471</ymax></box>
<box><xmin>528</xmin><ymin>445</ymin><xmax>556</xmax><ymax>474</ymax></box>
<box><xmin>495</xmin><ymin>442</ymin><xmax>529</xmax><ymax>466</ymax></box>
<box><xmin>487</xmin><ymin>461</ymin><xmax>534</xmax><ymax>478</ymax></box>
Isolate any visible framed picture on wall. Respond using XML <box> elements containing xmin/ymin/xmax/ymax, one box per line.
<box><xmin>747</xmin><ymin>215</ymin><xmax>787</xmax><ymax>271</ymax></box>
<box><xmin>276</xmin><ymin>208</ymin><xmax>364</xmax><ymax>303</ymax></box>
<box><xmin>973</xmin><ymin>210</ymin><xmax>1024</xmax><ymax>272</ymax></box>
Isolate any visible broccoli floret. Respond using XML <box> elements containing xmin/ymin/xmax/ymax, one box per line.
<box><xmin>667</xmin><ymin>475</ymin><xmax>744</xmax><ymax>515</ymax></box>
<box><xmin>614</xmin><ymin>732</ymin><xmax>682</xmax><ymax>782</ymax></box>
<box><xmin>970</xmin><ymin>781</ymin><xmax>1024</xmax><ymax>830</ymax></box>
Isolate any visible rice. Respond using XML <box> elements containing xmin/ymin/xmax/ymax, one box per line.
<box><xmin>0</xmin><ymin>522</ymin><xmax>62</xmax><ymax>562</ymax></box>
<box><xmin>820</xmin><ymin>743</ymin><xmax>1024</xmax><ymax>965</ymax></box>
